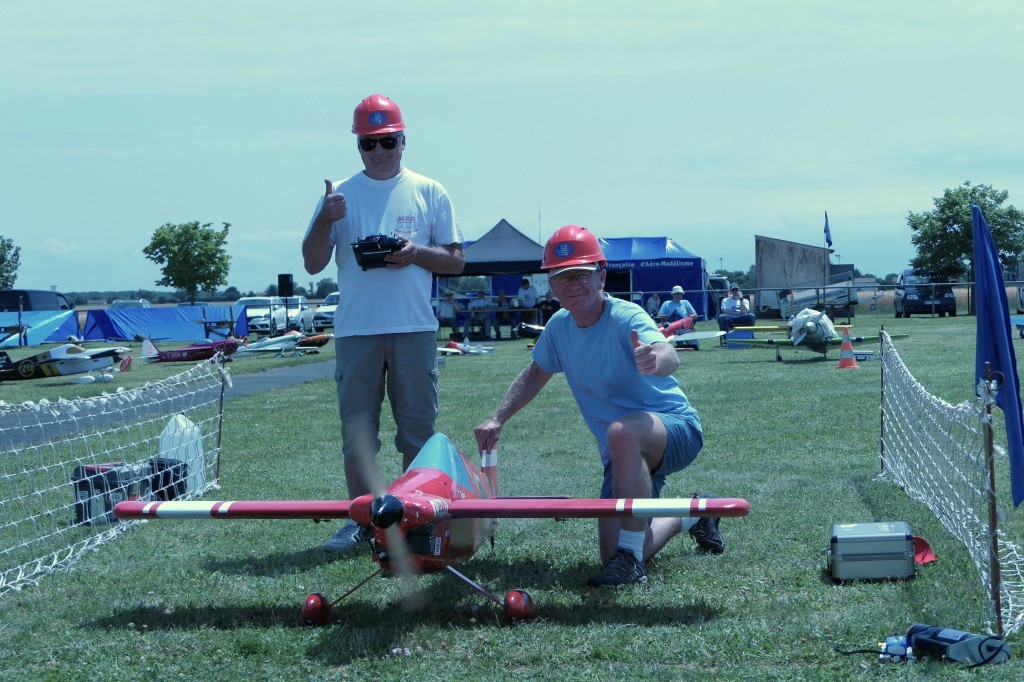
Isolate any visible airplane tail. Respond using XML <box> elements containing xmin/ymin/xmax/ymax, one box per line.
<box><xmin>141</xmin><ymin>339</ymin><xmax>159</xmax><ymax>360</ymax></box>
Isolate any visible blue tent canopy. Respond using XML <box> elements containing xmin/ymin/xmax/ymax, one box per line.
<box><xmin>600</xmin><ymin>236</ymin><xmax>701</xmax><ymax>262</ymax></box>
<box><xmin>599</xmin><ymin>237</ymin><xmax>710</xmax><ymax>318</ymax></box>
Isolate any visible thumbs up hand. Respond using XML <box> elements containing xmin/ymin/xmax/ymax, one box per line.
<box><xmin>631</xmin><ymin>330</ymin><xmax>656</xmax><ymax>375</ymax></box>
<box><xmin>318</xmin><ymin>179</ymin><xmax>346</xmax><ymax>223</ymax></box>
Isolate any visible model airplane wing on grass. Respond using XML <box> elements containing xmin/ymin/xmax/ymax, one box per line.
<box><xmin>0</xmin><ymin>343</ymin><xmax>130</xmax><ymax>382</ymax></box>
<box><xmin>116</xmin><ymin>432</ymin><xmax>750</xmax><ymax>624</ymax></box>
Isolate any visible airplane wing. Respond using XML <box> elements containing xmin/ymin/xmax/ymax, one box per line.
<box><xmin>667</xmin><ymin>330</ymin><xmax>725</xmax><ymax>342</ymax></box>
<box><xmin>115</xmin><ymin>500</ymin><xmax>352</xmax><ymax>520</ymax></box>
<box><xmin>726</xmin><ymin>334</ymin><xmax>908</xmax><ymax>348</ymax></box>
<box><xmin>448</xmin><ymin>496</ymin><xmax>750</xmax><ymax>519</ymax></box>
<box><xmin>114</xmin><ymin>496</ymin><xmax>749</xmax><ymax>521</ymax></box>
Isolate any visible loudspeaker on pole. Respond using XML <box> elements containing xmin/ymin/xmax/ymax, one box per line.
<box><xmin>278</xmin><ymin>273</ymin><xmax>294</xmax><ymax>298</ymax></box>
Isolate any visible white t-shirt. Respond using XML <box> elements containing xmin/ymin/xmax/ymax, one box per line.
<box><xmin>306</xmin><ymin>168</ymin><xmax>462</xmax><ymax>336</ymax></box>
<box><xmin>517</xmin><ymin>285</ymin><xmax>539</xmax><ymax>308</ymax></box>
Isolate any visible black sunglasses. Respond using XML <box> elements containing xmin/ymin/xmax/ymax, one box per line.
<box><xmin>358</xmin><ymin>134</ymin><xmax>403</xmax><ymax>152</ymax></box>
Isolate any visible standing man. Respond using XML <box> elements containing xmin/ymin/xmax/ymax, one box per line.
<box><xmin>474</xmin><ymin>225</ymin><xmax>722</xmax><ymax>587</ymax></box>
<box><xmin>302</xmin><ymin>93</ymin><xmax>465</xmax><ymax>553</ymax></box>
<box><xmin>718</xmin><ymin>286</ymin><xmax>756</xmax><ymax>331</ymax></box>
<box><xmin>517</xmin><ymin>278</ymin><xmax>539</xmax><ymax>308</ymax></box>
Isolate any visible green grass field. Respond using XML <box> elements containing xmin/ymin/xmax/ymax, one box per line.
<box><xmin>2</xmin><ymin>312</ymin><xmax>1024</xmax><ymax>680</ymax></box>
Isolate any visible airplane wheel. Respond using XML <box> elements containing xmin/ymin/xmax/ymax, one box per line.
<box><xmin>301</xmin><ymin>592</ymin><xmax>330</xmax><ymax>626</ymax></box>
<box><xmin>503</xmin><ymin>589</ymin><xmax>535</xmax><ymax>621</ymax></box>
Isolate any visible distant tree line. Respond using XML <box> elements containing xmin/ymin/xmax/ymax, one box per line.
<box><xmin>6</xmin><ymin>190</ymin><xmax>1024</xmax><ymax>307</ymax></box>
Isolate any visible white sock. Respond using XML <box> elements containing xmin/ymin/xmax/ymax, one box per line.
<box><xmin>618</xmin><ymin>529</ymin><xmax>646</xmax><ymax>563</ymax></box>
<box><xmin>680</xmin><ymin>517</ymin><xmax>698</xmax><ymax>533</ymax></box>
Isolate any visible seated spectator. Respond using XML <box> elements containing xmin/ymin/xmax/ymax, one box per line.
<box><xmin>463</xmin><ymin>291</ymin><xmax>493</xmax><ymax>339</ymax></box>
<box><xmin>494</xmin><ymin>290</ymin><xmax>516</xmax><ymax>340</ymax></box>
<box><xmin>718</xmin><ymin>286</ymin><xmax>757</xmax><ymax>331</ymax></box>
<box><xmin>435</xmin><ymin>291</ymin><xmax>461</xmax><ymax>337</ymax></box>
<box><xmin>657</xmin><ymin>285</ymin><xmax>698</xmax><ymax>327</ymax></box>
<box><xmin>645</xmin><ymin>292</ymin><xmax>662</xmax><ymax>318</ymax></box>
<box><xmin>537</xmin><ymin>290</ymin><xmax>562</xmax><ymax>324</ymax></box>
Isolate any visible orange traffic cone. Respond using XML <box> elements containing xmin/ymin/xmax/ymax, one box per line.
<box><xmin>836</xmin><ymin>327</ymin><xmax>860</xmax><ymax>369</ymax></box>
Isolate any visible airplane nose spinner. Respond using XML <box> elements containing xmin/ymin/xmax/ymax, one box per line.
<box><xmin>370</xmin><ymin>494</ymin><xmax>404</xmax><ymax>528</ymax></box>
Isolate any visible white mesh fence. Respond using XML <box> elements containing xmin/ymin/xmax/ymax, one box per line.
<box><xmin>879</xmin><ymin>331</ymin><xmax>1024</xmax><ymax>635</ymax></box>
<box><xmin>0</xmin><ymin>358</ymin><xmax>229</xmax><ymax>595</ymax></box>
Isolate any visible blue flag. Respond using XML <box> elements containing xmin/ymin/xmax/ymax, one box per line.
<box><xmin>824</xmin><ymin>211</ymin><xmax>833</xmax><ymax>248</ymax></box>
<box><xmin>973</xmin><ymin>204</ymin><xmax>1024</xmax><ymax>507</ymax></box>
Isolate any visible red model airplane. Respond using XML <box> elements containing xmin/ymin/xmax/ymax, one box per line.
<box><xmin>114</xmin><ymin>433</ymin><xmax>750</xmax><ymax>624</ymax></box>
<box><xmin>140</xmin><ymin>338</ymin><xmax>239</xmax><ymax>363</ymax></box>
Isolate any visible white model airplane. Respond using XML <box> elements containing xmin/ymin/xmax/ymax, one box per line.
<box><xmin>233</xmin><ymin>330</ymin><xmax>303</xmax><ymax>358</ymax></box>
<box><xmin>438</xmin><ymin>338</ymin><xmax>495</xmax><ymax>355</ymax></box>
<box><xmin>0</xmin><ymin>343</ymin><xmax>130</xmax><ymax>383</ymax></box>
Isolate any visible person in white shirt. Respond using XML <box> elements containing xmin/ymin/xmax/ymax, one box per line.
<box><xmin>517</xmin><ymin>278</ymin><xmax>539</xmax><ymax>308</ymax></box>
<box><xmin>718</xmin><ymin>286</ymin><xmax>756</xmax><ymax>331</ymax></box>
<box><xmin>645</xmin><ymin>292</ymin><xmax>661</xmax><ymax>318</ymax></box>
<box><xmin>301</xmin><ymin>93</ymin><xmax>465</xmax><ymax>554</ymax></box>
<box><xmin>436</xmin><ymin>291</ymin><xmax>462</xmax><ymax>336</ymax></box>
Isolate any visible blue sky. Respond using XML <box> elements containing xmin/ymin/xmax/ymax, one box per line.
<box><xmin>2</xmin><ymin>1</ymin><xmax>1022</xmax><ymax>294</ymax></box>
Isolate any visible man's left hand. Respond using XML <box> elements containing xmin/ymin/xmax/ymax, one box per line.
<box><xmin>631</xmin><ymin>330</ymin><xmax>657</xmax><ymax>375</ymax></box>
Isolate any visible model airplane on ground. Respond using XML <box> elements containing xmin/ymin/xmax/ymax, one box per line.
<box><xmin>658</xmin><ymin>319</ymin><xmax>726</xmax><ymax>350</ymax></box>
<box><xmin>115</xmin><ymin>432</ymin><xmax>750</xmax><ymax>624</ymax></box>
<box><xmin>140</xmin><ymin>338</ymin><xmax>239</xmax><ymax>363</ymax></box>
<box><xmin>726</xmin><ymin>308</ymin><xmax>906</xmax><ymax>361</ymax></box>
<box><xmin>438</xmin><ymin>338</ymin><xmax>495</xmax><ymax>355</ymax></box>
<box><xmin>0</xmin><ymin>343</ymin><xmax>130</xmax><ymax>383</ymax></box>
<box><xmin>233</xmin><ymin>330</ymin><xmax>302</xmax><ymax>357</ymax></box>
<box><xmin>296</xmin><ymin>333</ymin><xmax>332</xmax><ymax>349</ymax></box>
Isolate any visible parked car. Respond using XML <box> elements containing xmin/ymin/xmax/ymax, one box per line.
<box><xmin>108</xmin><ymin>299</ymin><xmax>152</xmax><ymax>309</ymax></box>
<box><xmin>0</xmin><ymin>289</ymin><xmax>74</xmax><ymax>312</ymax></box>
<box><xmin>894</xmin><ymin>269</ymin><xmax>957</xmax><ymax>318</ymax></box>
<box><xmin>234</xmin><ymin>296</ymin><xmax>287</xmax><ymax>335</ymax></box>
<box><xmin>312</xmin><ymin>292</ymin><xmax>339</xmax><ymax>332</ymax></box>
<box><xmin>283</xmin><ymin>296</ymin><xmax>314</xmax><ymax>332</ymax></box>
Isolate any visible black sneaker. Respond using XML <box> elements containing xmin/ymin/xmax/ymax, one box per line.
<box><xmin>688</xmin><ymin>494</ymin><xmax>724</xmax><ymax>555</ymax></box>
<box><xmin>323</xmin><ymin>520</ymin><xmax>372</xmax><ymax>554</ymax></box>
<box><xmin>586</xmin><ymin>548</ymin><xmax>648</xmax><ymax>587</ymax></box>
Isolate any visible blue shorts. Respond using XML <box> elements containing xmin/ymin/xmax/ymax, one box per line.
<box><xmin>601</xmin><ymin>412</ymin><xmax>702</xmax><ymax>499</ymax></box>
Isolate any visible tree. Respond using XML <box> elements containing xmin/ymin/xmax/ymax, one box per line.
<box><xmin>0</xmin><ymin>236</ymin><xmax>21</xmax><ymax>289</ymax></box>
<box><xmin>314</xmin><ymin>277</ymin><xmax>335</xmax><ymax>298</ymax></box>
<box><xmin>907</xmin><ymin>181</ymin><xmax>1024</xmax><ymax>282</ymax></box>
<box><xmin>143</xmin><ymin>221</ymin><xmax>231</xmax><ymax>304</ymax></box>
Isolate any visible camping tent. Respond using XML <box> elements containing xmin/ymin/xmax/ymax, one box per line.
<box><xmin>600</xmin><ymin>237</ymin><xmax>711</xmax><ymax>318</ymax></box>
<box><xmin>461</xmin><ymin>219</ymin><xmax>544</xmax><ymax>275</ymax></box>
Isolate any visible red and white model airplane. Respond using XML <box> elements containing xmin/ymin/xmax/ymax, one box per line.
<box><xmin>115</xmin><ymin>433</ymin><xmax>750</xmax><ymax>624</ymax></box>
<box><xmin>140</xmin><ymin>338</ymin><xmax>239</xmax><ymax>363</ymax></box>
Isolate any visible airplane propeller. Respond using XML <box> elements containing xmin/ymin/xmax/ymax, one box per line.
<box><xmin>792</xmin><ymin>309</ymin><xmax>827</xmax><ymax>346</ymax></box>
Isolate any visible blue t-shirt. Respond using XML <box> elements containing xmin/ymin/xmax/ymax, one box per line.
<box><xmin>531</xmin><ymin>295</ymin><xmax>701</xmax><ymax>465</ymax></box>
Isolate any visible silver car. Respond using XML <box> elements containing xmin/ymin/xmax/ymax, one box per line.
<box><xmin>283</xmin><ymin>296</ymin><xmax>314</xmax><ymax>332</ymax></box>
<box><xmin>235</xmin><ymin>296</ymin><xmax>287</xmax><ymax>335</ymax></box>
<box><xmin>312</xmin><ymin>292</ymin><xmax>339</xmax><ymax>332</ymax></box>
